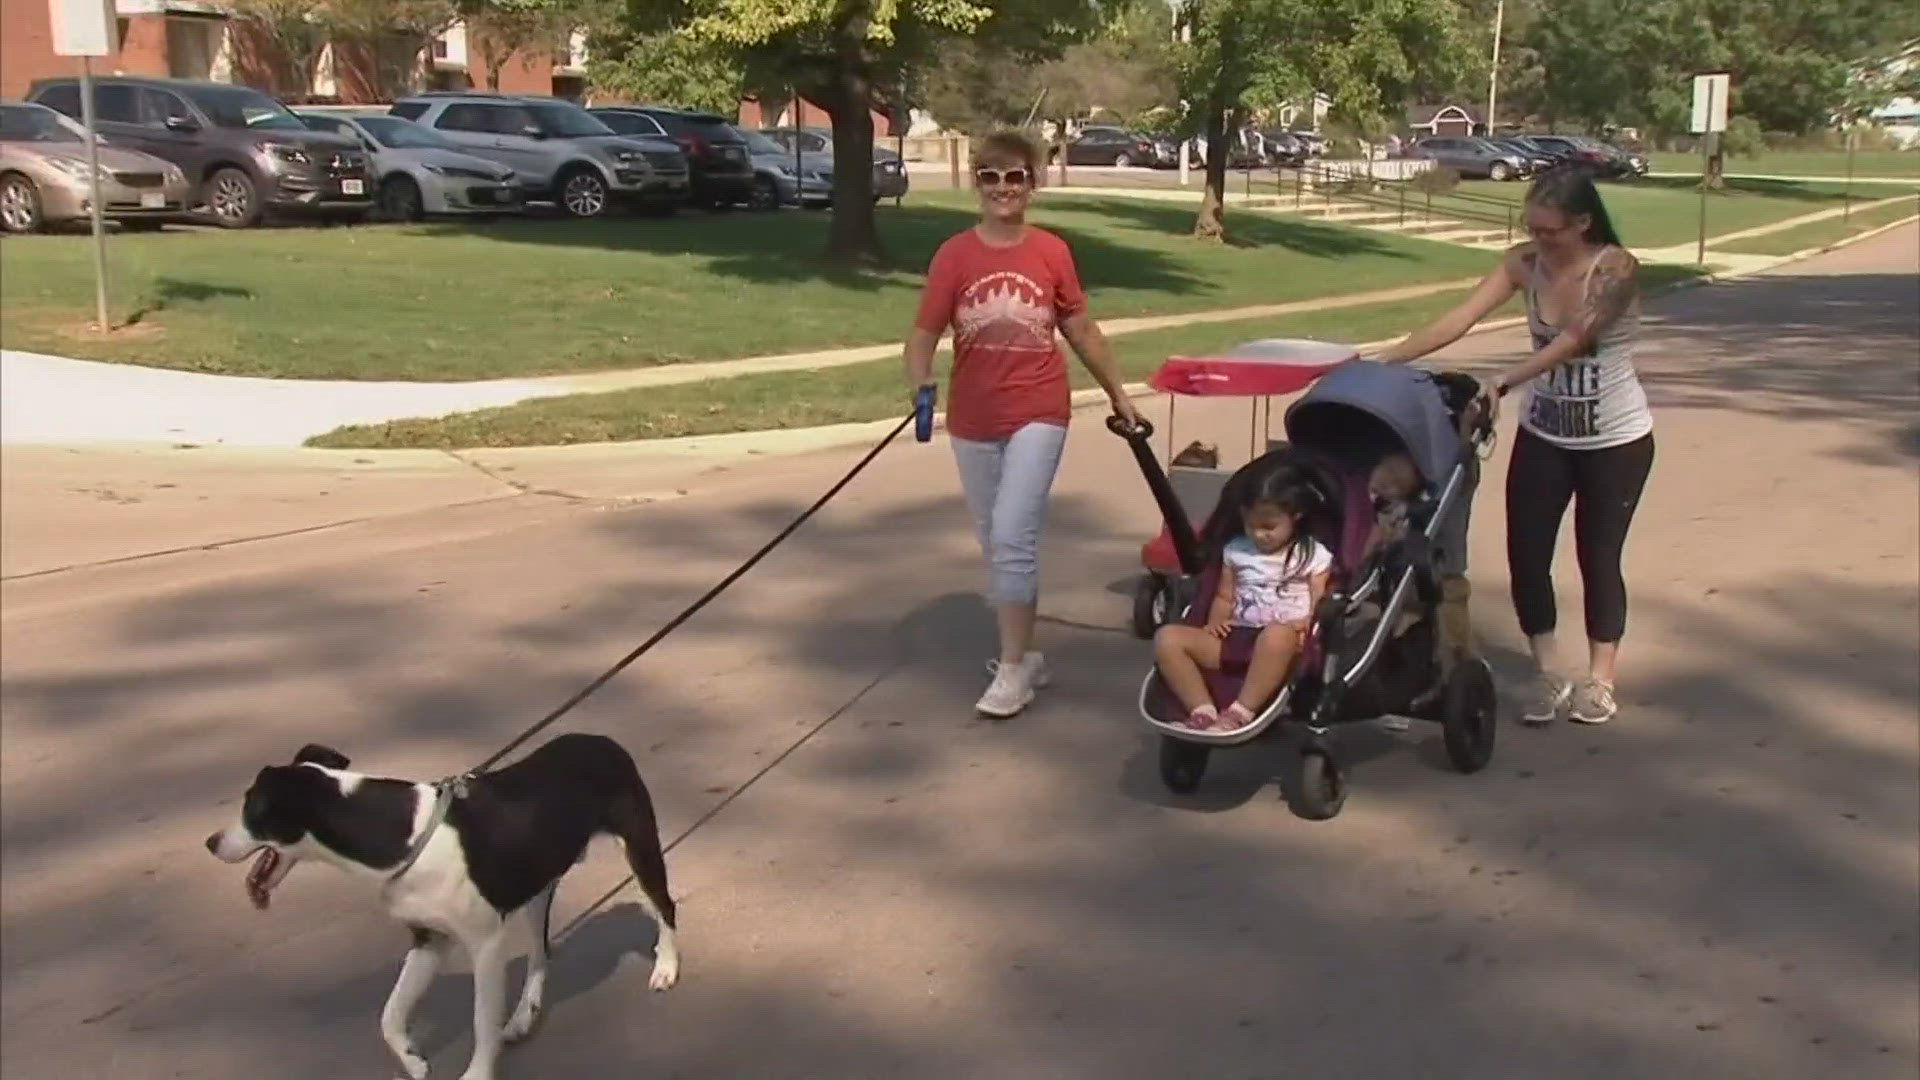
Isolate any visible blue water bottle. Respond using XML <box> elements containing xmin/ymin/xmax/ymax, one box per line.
<box><xmin>914</xmin><ymin>384</ymin><xmax>936</xmax><ymax>443</ymax></box>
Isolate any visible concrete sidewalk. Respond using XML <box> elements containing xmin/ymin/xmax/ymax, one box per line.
<box><xmin>1</xmin><ymin>226</ymin><xmax>1914</xmax><ymax>1080</ymax></box>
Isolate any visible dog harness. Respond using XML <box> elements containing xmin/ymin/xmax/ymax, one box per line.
<box><xmin>386</xmin><ymin>772</ymin><xmax>476</xmax><ymax>882</ymax></box>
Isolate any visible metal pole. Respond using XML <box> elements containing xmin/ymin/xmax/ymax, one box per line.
<box><xmin>1485</xmin><ymin>0</ymin><xmax>1505</xmax><ymax>137</ymax></box>
<box><xmin>1177</xmin><ymin>14</ymin><xmax>1191</xmax><ymax>187</ymax></box>
<box><xmin>1696</xmin><ymin>87</ymin><xmax>1714</xmax><ymax>265</ymax></box>
<box><xmin>79</xmin><ymin>55</ymin><xmax>109</xmax><ymax>332</ymax></box>
<box><xmin>1844</xmin><ymin>128</ymin><xmax>1855</xmax><ymax>224</ymax></box>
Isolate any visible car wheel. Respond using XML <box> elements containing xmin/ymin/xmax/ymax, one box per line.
<box><xmin>380</xmin><ymin>175</ymin><xmax>424</xmax><ymax>222</ymax></box>
<box><xmin>748</xmin><ymin>176</ymin><xmax>780</xmax><ymax>211</ymax></box>
<box><xmin>1113</xmin><ymin>152</ymin><xmax>1132</xmax><ymax>168</ymax></box>
<box><xmin>1489</xmin><ymin>161</ymin><xmax>1513</xmax><ymax>181</ymax></box>
<box><xmin>204</xmin><ymin>167</ymin><xmax>261</xmax><ymax>228</ymax></box>
<box><xmin>1</xmin><ymin>173</ymin><xmax>46</xmax><ymax>233</ymax></box>
<box><xmin>557</xmin><ymin>167</ymin><xmax>609</xmax><ymax>218</ymax></box>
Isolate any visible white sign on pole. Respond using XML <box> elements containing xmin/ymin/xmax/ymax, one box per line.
<box><xmin>49</xmin><ymin>0</ymin><xmax>116</xmax><ymax>56</ymax></box>
<box><xmin>1690</xmin><ymin>72</ymin><xmax>1730</xmax><ymax>134</ymax></box>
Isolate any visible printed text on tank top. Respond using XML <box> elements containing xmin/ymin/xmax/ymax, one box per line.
<box><xmin>1518</xmin><ymin>246</ymin><xmax>1651</xmax><ymax>448</ymax></box>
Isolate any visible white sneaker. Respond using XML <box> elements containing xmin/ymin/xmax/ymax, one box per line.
<box><xmin>976</xmin><ymin>659</ymin><xmax>1035</xmax><ymax>718</ymax></box>
<box><xmin>1023</xmin><ymin>651</ymin><xmax>1051</xmax><ymax>689</ymax></box>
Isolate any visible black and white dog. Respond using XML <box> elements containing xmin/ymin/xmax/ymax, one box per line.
<box><xmin>206</xmin><ymin>733</ymin><xmax>680</xmax><ymax>1080</ymax></box>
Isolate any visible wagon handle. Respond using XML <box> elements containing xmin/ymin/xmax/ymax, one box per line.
<box><xmin>1106</xmin><ymin>413</ymin><xmax>1155</xmax><ymax>441</ymax></box>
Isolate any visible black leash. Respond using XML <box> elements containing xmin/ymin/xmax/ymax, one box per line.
<box><xmin>473</xmin><ymin>412</ymin><xmax>914</xmax><ymax>774</ymax></box>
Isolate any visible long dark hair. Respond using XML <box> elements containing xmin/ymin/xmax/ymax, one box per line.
<box><xmin>1220</xmin><ymin>462</ymin><xmax>1323</xmax><ymax>574</ymax></box>
<box><xmin>1526</xmin><ymin>166</ymin><xmax>1622</xmax><ymax>247</ymax></box>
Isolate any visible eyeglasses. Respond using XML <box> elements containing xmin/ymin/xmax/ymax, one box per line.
<box><xmin>974</xmin><ymin>167</ymin><xmax>1030</xmax><ymax>187</ymax></box>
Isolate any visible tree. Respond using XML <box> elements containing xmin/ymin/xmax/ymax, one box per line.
<box><xmin>1176</xmin><ymin>0</ymin><xmax>1469</xmax><ymax>241</ymax></box>
<box><xmin>217</xmin><ymin>0</ymin><xmax>330</xmax><ymax>100</ymax></box>
<box><xmin>920</xmin><ymin>38</ymin><xmax>1045</xmax><ymax>135</ymax></box>
<box><xmin>321</xmin><ymin>0</ymin><xmax>460</xmax><ymax>100</ymax></box>
<box><xmin>587</xmin><ymin>0</ymin><xmax>1099</xmax><ymax>266</ymax></box>
<box><xmin>587</xmin><ymin>28</ymin><xmax>746</xmax><ymax>112</ymax></box>
<box><xmin>458</xmin><ymin>0</ymin><xmax>584</xmax><ymax>91</ymax></box>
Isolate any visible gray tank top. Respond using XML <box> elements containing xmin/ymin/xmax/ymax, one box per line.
<box><xmin>1519</xmin><ymin>247</ymin><xmax>1653</xmax><ymax>449</ymax></box>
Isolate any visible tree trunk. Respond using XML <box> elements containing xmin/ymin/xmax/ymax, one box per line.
<box><xmin>822</xmin><ymin>65</ymin><xmax>883</xmax><ymax>267</ymax></box>
<box><xmin>1703</xmin><ymin>133</ymin><xmax>1726</xmax><ymax>190</ymax></box>
<box><xmin>1192</xmin><ymin>89</ymin><xmax>1232</xmax><ymax>241</ymax></box>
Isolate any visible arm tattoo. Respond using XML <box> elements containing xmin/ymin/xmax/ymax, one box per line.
<box><xmin>1578</xmin><ymin>250</ymin><xmax>1637</xmax><ymax>337</ymax></box>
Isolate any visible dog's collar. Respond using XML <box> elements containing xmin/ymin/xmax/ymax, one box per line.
<box><xmin>387</xmin><ymin>772</ymin><xmax>476</xmax><ymax>883</ymax></box>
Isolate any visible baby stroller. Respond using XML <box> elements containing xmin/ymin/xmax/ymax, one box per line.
<box><xmin>1110</xmin><ymin>343</ymin><xmax>1498</xmax><ymax>820</ymax></box>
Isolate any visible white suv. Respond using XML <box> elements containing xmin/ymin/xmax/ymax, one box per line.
<box><xmin>390</xmin><ymin>93</ymin><xmax>688</xmax><ymax>216</ymax></box>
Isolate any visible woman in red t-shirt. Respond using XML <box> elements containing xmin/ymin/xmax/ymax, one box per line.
<box><xmin>903</xmin><ymin>130</ymin><xmax>1140</xmax><ymax>718</ymax></box>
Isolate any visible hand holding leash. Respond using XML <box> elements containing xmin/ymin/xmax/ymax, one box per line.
<box><xmin>913</xmin><ymin>384</ymin><xmax>937</xmax><ymax>443</ymax></box>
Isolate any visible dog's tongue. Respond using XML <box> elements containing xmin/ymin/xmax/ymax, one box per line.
<box><xmin>245</xmin><ymin>849</ymin><xmax>279</xmax><ymax>910</ymax></box>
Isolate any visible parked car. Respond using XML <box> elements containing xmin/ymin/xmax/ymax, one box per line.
<box><xmin>1487</xmin><ymin>136</ymin><xmax>1556</xmax><ymax>176</ymax></box>
<box><xmin>390</xmin><ymin>92</ymin><xmax>686</xmax><ymax>217</ymax></box>
<box><xmin>758</xmin><ymin>126</ymin><xmax>910</xmax><ymax>200</ymax></box>
<box><xmin>1523</xmin><ymin>134</ymin><xmax>1643</xmax><ymax>178</ymax></box>
<box><xmin>0</xmin><ymin>100</ymin><xmax>191</xmax><ymax>233</ymax></box>
<box><xmin>1406</xmin><ymin>135</ymin><xmax>1528</xmax><ymax>180</ymax></box>
<box><xmin>1056</xmin><ymin>125</ymin><xmax>1159</xmax><ymax>167</ymax></box>
<box><xmin>297</xmin><ymin>111</ymin><xmax>520</xmax><ymax>220</ymax></box>
<box><xmin>591</xmin><ymin>107</ymin><xmax>752</xmax><ymax>209</ymax></box>
<box><xmin>28</xmin><ymin>76</ymin><xmax>371</xmax><ymax>227</ymax></box>
<box><xmin>737</xmin><ymin>124</ymin><xmax>831</xmax><ymax>209</ymax></box>
<box><xmin>1290</xmin><ymin>130</ymin><xmax>1327</xmax><ymax>157</ymax></box>
<box><xmin>1257</xmin><ymin>130</ymin><xmax>1309</xmax><ymax>167</ymax></box>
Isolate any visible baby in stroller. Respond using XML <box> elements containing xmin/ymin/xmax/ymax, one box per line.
<box><xmin>1152</xmin><ymin>467</ymin><xmax>1334</xmax><ymax>732</ymax></box>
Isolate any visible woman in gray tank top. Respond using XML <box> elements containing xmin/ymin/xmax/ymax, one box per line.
<box><xmin>1378</xmin><ymin>169</ymin><xmax>1654</xmax><ymax>726</ymax></box>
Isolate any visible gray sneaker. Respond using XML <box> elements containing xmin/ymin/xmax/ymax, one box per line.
<box><xmin>1522</xmin><ymin>673</ymin><xmax>1572</xmax><ymax>725</ymax></box>
<box><xmin>1568</xmin><ymin>679</ymin><xmax>1617</xmax><ymax>725</ymax></box>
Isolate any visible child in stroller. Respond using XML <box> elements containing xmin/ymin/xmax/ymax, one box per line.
<box><xmin>1112</xmin><ymin>352</ymin><xmax>1499</xmax><ymax>820</ymax></box>
<box><xmin>1153</xmin><ymin>466</ymin><xmax>1333</xmax><ymax>733</ymax></box>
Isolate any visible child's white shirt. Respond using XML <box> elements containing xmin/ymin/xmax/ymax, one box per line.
<box><xmin>1222</xmin><ymin>536</ymin><xmax>1332</xmax><ymax>627</ymax></box>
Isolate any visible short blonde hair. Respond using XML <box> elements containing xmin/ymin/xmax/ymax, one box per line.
<box><xmin>974</xmin><ymin>130</ymin><xmax>1041</xmax><ymax>174</ymax></box>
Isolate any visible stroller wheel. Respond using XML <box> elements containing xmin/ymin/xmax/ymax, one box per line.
<box><xmin>1290</xmin><ymin>747</ymin><xmax>1347</xmax><ymax>820</ymax></box>
<box><xmin>1442</xmin><ymin>658</ymin><xmax>1498</xmax><ymax>773</ymax></box>
<box><xmin>1131</xmin><ymin>574</ymin><xmax>1169</xmax><ymax>639</ymax></box>
<box><xmin>1158</xmin><ymin>735</ymin><xmax>1210</xmax><ymax>793</ymax></box>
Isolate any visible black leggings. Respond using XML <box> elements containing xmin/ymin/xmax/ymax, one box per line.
<box><xmin>1505</xmin><ymin>428</ymin><xmax>1655</xmax><ymax>644</ymax></box>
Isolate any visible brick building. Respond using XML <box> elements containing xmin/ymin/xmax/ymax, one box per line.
<box><xmin>1</xmin><ymin>0</ymin><xmax>585</xmax><ymax>103</ymax></box>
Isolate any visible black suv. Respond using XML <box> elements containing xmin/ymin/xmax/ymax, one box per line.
<box><xmin>28</xmin><ymin>76</ymin><xmax>371</xmax><ymax>227</ymax></box>
<box><xmin>590</xmin><ymin>107</ymin><xmax>754</xmax><ymax>209</ymax></box>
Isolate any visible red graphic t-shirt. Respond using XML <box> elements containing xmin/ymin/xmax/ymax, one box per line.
<box><xmin>913</xmin><ymin>227</ymin><xmax>1088</xmax><ymax>442</ymax></box>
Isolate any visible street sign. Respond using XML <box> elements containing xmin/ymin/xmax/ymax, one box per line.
<box><xmin>49</xmin><ymin>0</ymin><xmax>115</xmax><ymax>56</ymax></box>
<box><xmin>49</xmin><ymin>0</ymin><xmax>118</xmax><ymax>331</ymax></box>
<box><xmin>1690</xmin><ymin>72</ymin><xmax>1730</xmax><ymax>134</ymax></box>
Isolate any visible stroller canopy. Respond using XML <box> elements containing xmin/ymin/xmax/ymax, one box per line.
<box><xmin>1282</xmin><ymin>361</ymin><xmax>1459</xmax><ymax>487</ymax></box>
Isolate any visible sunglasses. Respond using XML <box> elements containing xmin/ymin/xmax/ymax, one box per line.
<box><xmin>974</xmin><ymin>167</ymin><xmax>1031</xmax><ymax>187</ymax></box>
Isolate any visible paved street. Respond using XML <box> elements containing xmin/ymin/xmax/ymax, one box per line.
<box><xmin>1</xmin><ymin>226</ymin><xmax>1915</xmax><ymax>1079</ymax></box>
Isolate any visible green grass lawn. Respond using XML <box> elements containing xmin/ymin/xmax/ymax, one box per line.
<box><xmin>311</xmin><ymin>262</ymin><xmax>1705</xmax><ymax>449</ymax></box>
<box><xmin>1418</xmin><ymin>176</ymin><xmax>1920</xmax><ymax>249</ymax></box>
<box><xmin>1220</xmin><ymin>171</ymin><xmax>1912</xmax><ymax>249</ymax></box>
<box><xmin>1716</xmin><ymin>194</ymin><xmax>1920</xmax><ymax>255</ymax></box>
<box><xmin>0</xmin><ymin>195</ymin><xmax>1487</xmax><ymax>381</ymax></box>
<box><xmin>1649</xmin><ymin>150</ymin><xmax>1920</xmax><ymax>179</ymax></box>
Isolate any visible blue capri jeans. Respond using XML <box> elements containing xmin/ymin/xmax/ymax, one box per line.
<box><xmin>951</xmin><ymin>421</ymin><xmax>1069</xmax><ymax>606</ymax></box>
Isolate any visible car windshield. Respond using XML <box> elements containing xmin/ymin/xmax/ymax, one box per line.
<box><xmin>528</xmin><ymin>103</ymin><xmax>612</xmax><ymax>138</ymax></box>
<box><xmin>357</xmin><ymin>115</ymin><xmax>457</xmax><ymax>150</ymax></box>
<box><xmin>739</xmin><ymin>127</ymin><xmax>786</xmax><ymax>155</ymax></box>
<box><xmin>0</xmin><ymin>104</ymin><xmax>83</xmax><ymax>143</ymax></box>
<box><xmin>185</xmin><ymin>85</ymin><xmax>307</xmax><ymax>131</ymax></box>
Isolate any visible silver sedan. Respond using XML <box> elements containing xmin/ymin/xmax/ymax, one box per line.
<box><xmin>298</xmin><ymin>110</ymin><xmax>522</xmax><ymax>220</ymax></box>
